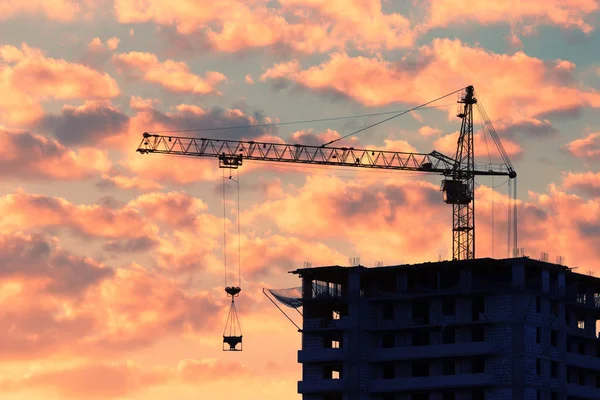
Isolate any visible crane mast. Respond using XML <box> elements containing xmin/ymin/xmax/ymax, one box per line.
<box><xmin>137</xmin><ymin>85</ymin><xmax>516</xmax><ymax>261</ymax></box>
<box><xmin>444</xmin><ymin>86</ymin><xmax>476</xmax><ymax>260</ymax></box>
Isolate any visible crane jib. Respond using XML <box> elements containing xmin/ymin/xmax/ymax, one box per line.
<box><xmin>138</xmin><ymin>86</ymin><xmax>517</xmax><ymax>261</ymax></box>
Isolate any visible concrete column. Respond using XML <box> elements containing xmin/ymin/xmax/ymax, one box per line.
<box><xmin>347</xmin><ymin>268</ymin><xmax>362</xmax><ymax>400</ymax></box>
<box><xmin>542</xmin><ymin>269</ymin><xmax>550</xmax><ymax>293</ymax></box>
<box><xmin>512</xmin><ymin>263</ymin><xmax>525</xmax><ymax>289</ymax></box>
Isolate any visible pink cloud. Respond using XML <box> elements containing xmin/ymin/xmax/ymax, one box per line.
<box><xmin>0</xmin><ymin>232</ymin><xmax>112</xmax><ymax>298</ymax></box>
<box><xmin>562</xmin><ymin>171</ymin><xmax>600</xmax><ymax>197</ymax></box>
<box><xmin>130</xmin><ymin>96</ymin><xmax>160</xmax><ymax>110</ymax></box>
<box><xmin>0</xmin><ymin>43</ymin><xmax>120</xmax><ymax>127</ymax></box>
<box><xmin>563</xmin><ymin>132</ymin><xmax>600</xmax><ymax>161</ymax></box>
<box><xmin>119</xmin><ymin>104</ymin><xmax>280</xmax><ymax>184</ymax></box>
<box><xmin>38</xmin><ymin>100</ymin><xmax>129</xmax><ymax>146</ymax></box>
<box><xmin>424</xmin><ymin>0</ymin><xmax>599</xmax><ymax>33</ymax></box>
<box><xmin>0</xmin><ymin>190</ymin><xmax>153</xmax><ymax>240</ymax></box>
<box><xmin>260</xmin><ymin>39</ymin><xmax>600</xmax><ymax>125</ymax></box>
<box><xmin>290</xmin><ymin>128</ymin><xmax>359</xmax><ymax>147</ymax></box>
<box><xmin>245</xmin><ymin>74</ymin><xmax>254</xmax><ymax>84</ymax></box>
<box><xmin>0</xmin><ymin>129</ymin><xmax>112</xmax><ymax>181</ymax></box>
<box><xmin>113</xmin><ymin>51</ymin><xmax>227</xmax><ymax>95</ymax></box>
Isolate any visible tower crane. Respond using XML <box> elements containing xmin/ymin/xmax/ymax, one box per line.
<box><xmin>136</xmin><ymin>85</ymin><xmax>517</xmax><ymax>261</ymax></box>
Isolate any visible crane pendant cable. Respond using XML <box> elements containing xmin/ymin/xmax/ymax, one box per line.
<box><xmin>222</xmin><ymin>168</ymin><xmax>243</xmax><ymax>351</ymax></box>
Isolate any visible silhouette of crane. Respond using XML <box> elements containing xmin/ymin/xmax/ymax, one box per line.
<box><xmin>137</xmin><ymin>85</ymin><xmax>516</xmax><ymax>261</ymax></box>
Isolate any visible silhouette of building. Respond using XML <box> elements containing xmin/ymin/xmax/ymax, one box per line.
<box><xmin>291</xmin><ymin>257</ymin><xmax>600</xmax><ymax>400</ymax></box>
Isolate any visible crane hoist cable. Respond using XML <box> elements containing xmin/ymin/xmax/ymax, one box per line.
<box><xmin>323</xmin><ymin>87</ymin><xmax>467</xmax><ymax>147</ymax></box>
<box><xmin>145</xmin><ymin>103</ymin><xmax>456</xmax><ymax>135</ymax></box>
<box><xmin>222</xmin><ymin>168</ymin><xmax>243</xmax><ymax>351</ymax></box>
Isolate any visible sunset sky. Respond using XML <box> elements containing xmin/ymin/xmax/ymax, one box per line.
<box><xmin>1</xmin><ymin>0</ymin><xmax>600</xmax><ymax>399</ymax></box>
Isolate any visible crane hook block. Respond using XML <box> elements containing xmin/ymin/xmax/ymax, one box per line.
<box><xmin>225</xmin><ymin>286</ymin><xmax>241</xmax><ymax>297</ymax></box>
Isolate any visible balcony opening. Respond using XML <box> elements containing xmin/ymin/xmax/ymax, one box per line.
<box><xmin>413</xmin><ymin>394</ymin><xmax>429</xmax><ymax>400</ymax></box>
<box><xmin>536</xmin><ymin>327</ymin><xmax>542</xmax><ymax>344</ymax></box>
<box><xmin>551</xmin><ymin>299</ymin><xmax>558</xmax><ymax>317</ymax></box>
<box><xmin>443</xmin><ymin>359</ymin><xmax>455</xmax><ymax>375</ymax></box>
<box><xmin>324</xmin><ymin>364</ymin><xmax>343</xmax><ymax>380</ymax></box>
<box><xmin>472</xmin><ymin>296</ymin><xmax>485</xmax><ymax>321</ymax></box>
<box><xmin>472</xmin><ymin>357</ymin><xmax>485</xmax><ymax>373</ymax></box>
<box><xmin>412</xmin><ymin>300</ymin><xmax>429</xmax><ymax>324</ymax></box>
<box><xmin>442</xmin><ymin>328</ymin><xmax>455</xmax><ymax>344</ymax></box>
<box><xmin>443</xmin><ymin>299</ymin><xmax>455</xmax><ymax>316</ymax></box>
<box><xmin>382</xmin><ymin>334</ymin><xmax>395</xmax><ymax>349</ymax></box>
<box><xmin>382</xmin><ymin>303</ymin><xmax>395</xmax><ymax>321</ymax></box>
<box><xmin>412</xmin><ymin>361</ymin><xmax>429</xmax><ymax>377</ymax></box>
<box><xmin>551</xmin><ymin>330</ymin><xmax>557</xmax><ymax>347</ymax></box>
<box><xmin>536</xmin><ymin>359</ymin><xmax>542</xmax><ymax>375</ymax></box>
<box><xmin>526</xmin><ymin>267</ymin><xmax>541</xmax><ymax>290</ymax></box>
<box><xmin>439</xmin><ymin>269</ymin><xmax>460</xmax><ymax>290</ymax></box>
<box><xmin>324</xmin><ymin>334</ymin><xmax>343</xmax><ymax>349</ymax></box>
<box><xmin>324</xmin><ymin>394</ymin><xmax>343</xmax><ymax>400</ymax></box>
<box><xmin>536</xmin><ymin>296</ymin><xmax>542</xmax><ymax>313</ymax></box>
<box><xmin>379</xmin><ymin>274</ymin><xmax>397</xmax><ymax>293</ymax></box>
<box><xmin>551</xmin><ymin>361</ymin><xmax>557</xmax><ymax>378</ymax></box>
<box><xmin>472</xmin><ymin>326</ymin><xmax>484</xmax><ymax>342</ymax></box>
<box><xmin>443</xmin><ymin>392</ymin><xmax>456</xmax><ymax>400</ymax></box>
<box><xmin>471</xmin><ymin>389</ymin><xmax>484</xmax><ymax>400</ymax></box>
<box><xmin>382</xmin><ymin>363</ymin><xmax>395</xmax><ymax>379</ymax></box>
<box><xmin>412</xmin><ymin>331</ymin><xmax>429</xmax><ymax>346</ymax></box>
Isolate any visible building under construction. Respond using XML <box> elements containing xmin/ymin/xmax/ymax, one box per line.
<box><xmin>291</xmin><ymin>257</ymin><xmax>600</xmax><ymax>400</ymax></box>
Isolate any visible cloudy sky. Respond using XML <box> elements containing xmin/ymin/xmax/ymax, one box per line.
<box><xmin>1</xmin><ymin>0</ymin><xmax>600</xmax><ymax>398</ymax></box>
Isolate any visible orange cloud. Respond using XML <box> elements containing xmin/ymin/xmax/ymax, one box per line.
<box><xmin>0</xmin><ymin>0</ymin><xmax>81</xmax><ymax>22</ymax></box>
<box><xmin>418</xmin><ymin>125</ymin><xmax>443</xmax><ymax>137</ymax></box>
<box><xmin>0</xmin><ymin>358</ymin><xmax>274</xmax><ymax>399</ymax></box>
<box><xmin>278</xmin><ymin>0</ymin><xmax>415</xmax><ymax>51</ymax></box>
<box><xmin>260</xmin><ymin>39</ymin><xmax>600</xmax><ymax>124</ymax></box>
<box><xmin>563</xmin><ymin>132</ymin><xmax>600</xmax><ymax>162</ymax></box>
<box><xmin>433</xmin><ymin>131</ymin><xmax>523</xmax><ymax>160</ymax></box>
<box><xmin>0</xmin><ymin>129</ymin><xmax>112</xmax><ymax>181</ymax></box>
<box><xmin>97</xmin><ymin>172</ymin><xmax>164</xmax><ymax>191</ymax></box>
<box><xmin>424</xmin><ymin>0</ymin><xmax>599</xmax><ymax>33</ymax></box>
<box><xmin>0</xmin><ymin>43</ymin><xmax>120</xmax><ymax>127</ymax></box>
<box><xmin>243</xmin><ymin>175</ymin><xmax>450</xmax><ymax>264</ymax></box>
<box><xmin>113</xmin><ymin>51</ymin><xmax>227</xmax><ymax>95</ymax></box>
<box><xmin>113</xmin><ymin>0</ymin><xmax>416</xmax><ymax>53</ymax></box>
